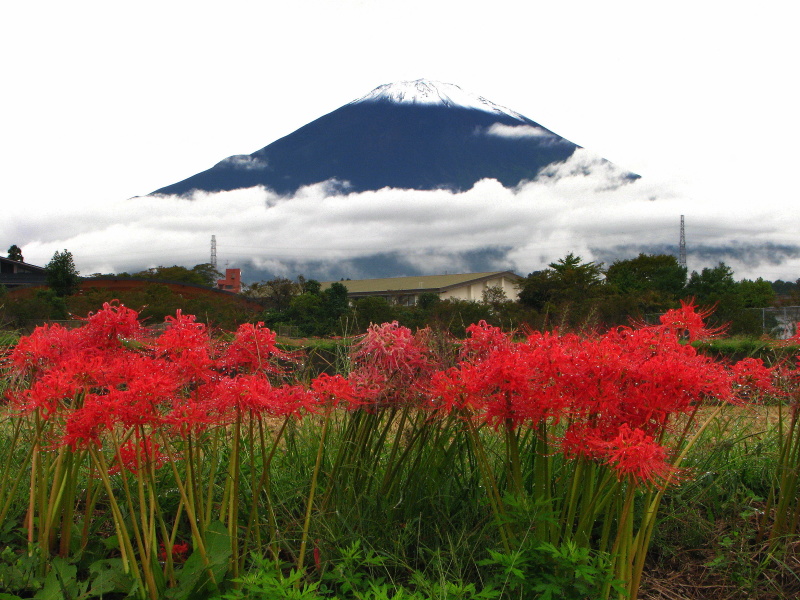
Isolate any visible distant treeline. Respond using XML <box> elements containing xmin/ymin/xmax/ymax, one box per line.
<box><xmin>242</xmin><ymin>253</ymin><xmax>786</xmax><ymax>337</ymax></box>
<box><xmin>2</xmin><ymin>255</ymin><xmax>797</xmax><ymax>337</ymax></box>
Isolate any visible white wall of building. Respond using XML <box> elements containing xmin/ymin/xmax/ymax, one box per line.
<box><xmin>440</xmin><ymin>275</ymin><xmax>520</xmax><ymax>302</ymax></box>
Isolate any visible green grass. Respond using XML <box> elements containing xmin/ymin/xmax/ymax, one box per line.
<box><xmin>2</xmin><ymin>363</ymin><xmax>800</xmax><ymax>598</ymax></box>
<box><xmin>645</xmin><ymin>405</ymin><xmax>798</xmax><ymax>599</ymax></box>
<box><xmin>693</xmin><ymin>337</ymin><xmax>800</xmax><ymax>365</ymax></box>
<box><xmin>0</xmin><ymin>329</ymin><xmax>19</xmax><ymax>347</ymax></box>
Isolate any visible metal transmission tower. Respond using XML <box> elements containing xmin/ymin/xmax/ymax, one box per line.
<box><xmin>678</xmin><ymin>216</ymin><xmax>687</xmax><ymax>270</ymax></box>
<box><xmin>211</xmin><ymin>235</ymin><xmax>217</xmax><ymax>269</ymax></box>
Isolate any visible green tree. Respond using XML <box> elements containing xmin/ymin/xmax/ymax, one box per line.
<box><xmin>322</xmin><ymin>282</ymin><xmax>350</xmax><ymax>322</ymax></box>
<box><xmin>299</xmin><ymin>277</ymin><xmax>322</xmax><ymax>295</ymax></box>
<box><xmin>517</xmin><ymin>270</ymin><xmax>555</xmax><ymax>312</ymax></box>
<box><xmin>353</xmin><ymin>296</ymin><xmax>395</xmax><ymax>329</ymax></box>
<box><xmin>7</xmin><ymin>244</ymin><xmax>23</xmax><ymax>262</ymax></box>
<box><xmin>427</xmin><ymin>299</ymin><xmax>493</xmax><ymax>337</ymax></box>
<box><xmin>518</xmin><ymin>253</ymin><xmax>605</xmax><ymax>311</ymax></box>
<box><xmin>244</xmin><ymin>277</ymin><xmax>301</xmax><ymax>310</ymax></box>
<box><xmin>482</xmin><ymin>285</ymin><xmax>509</xmax><ymax>309</ymax></box>
<box><xmin>45</xmin><ymin>249</ymin><xmax>81</xmax><ymax>297</ymax></box>
<box><xmin>605</xmin><ymin>254</ymin><xmax>686</xmax><ymax>297</ymax></box>
<box><xmin>190</xmin><ymin>263</ymin><xmax>224</xmax><ymax>287</ymax></box>
<box><xmin>131</xmin><ymin>264</ymin><xmax>221</xmax><ymax>287</ymax></box>
<box><xmin>285</xmin><ymin>293</ymin><xmax>325</xmax><ymax>336</ymax></box>
<box><xmin>684</xmin><ymin>262</ymin><xmax>737</xmax><ymax>303</ymax></box>
<box><xmin>771</xmin><ymin>278</ymin><xmax>800</xmax><ymax>305</ymax></box>
<box><xmin>683</xmin><ymin>262</ymin><xmax>772</xmax><ymax>335</ymax></box>
<box><xmin>417</xmin><ymin>292</ymin><xmax>441</xmax><ymax>310</ymax></box>
<box><xmin>738</xmin><ymin>278</ymin><xmax>775</xmax><ymax>308</ymax></box>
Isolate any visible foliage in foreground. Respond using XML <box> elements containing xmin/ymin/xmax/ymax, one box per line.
<box><xmin>0</xmin><ymin>302</ymin><xmax>799</xmax><ymax>599</ymax></box>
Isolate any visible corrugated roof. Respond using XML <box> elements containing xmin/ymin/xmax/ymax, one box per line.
<box><xmin>321</xmin><ymin>271</ymin><xmax>520</xmax><ymax>294</ymax></box>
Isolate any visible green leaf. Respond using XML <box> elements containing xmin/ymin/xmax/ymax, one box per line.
<box><xmin>34</xmin><ymin>557</ymin><xmax>78</xmax><ymax>600</ymax></box>
<box><xmin>88</xmin><ymin>559</ymin><xmax>133</xmax><ymax>597</ymax></box>
<box><xmin>167</xmin><ymin>521</ymin><xmax>232</xmax><ymax>600</ymax></box>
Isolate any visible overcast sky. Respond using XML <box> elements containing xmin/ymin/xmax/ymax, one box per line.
<box><xmin>2</xmin><ymin>1</ymin><xmax>798</xmax><ymax>282</ymax></box>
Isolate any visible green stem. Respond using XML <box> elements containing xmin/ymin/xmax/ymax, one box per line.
<box><xmin>466</xmin><ymin>416</ymin><xmax>513</xmax><ymax>552</ymax></box>
<box><xmin>160</xmin><ymin>431</ymin><xmax>218</xmax><ymax>591</ymax></box>
<box><xmin>89</xmin><ymin>446</ymin><xmax>148</xmax><ymax>600</ymax></box>
<box><xmin>297</xmin><ymin>409</ymin><xmax>331</xmax><ymax>575</ymax></box>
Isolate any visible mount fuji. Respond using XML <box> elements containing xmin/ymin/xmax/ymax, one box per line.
<box><xmin>152</xmin><ymin>79</ymin><xmax>638</xmax><ymax>197</ymax></box>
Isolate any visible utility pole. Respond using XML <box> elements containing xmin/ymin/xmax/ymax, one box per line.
<box><xmin>211</xmin><ymin>235</ymin><xmax>217</xmax><ymax>269</ymax></box>
<box><xmin>678</xmin><ymin>216</ymin><xmax>687</xmax><ymax>270</ymax></box>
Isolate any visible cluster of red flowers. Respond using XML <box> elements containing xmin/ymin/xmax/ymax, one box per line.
<box><xmin>3</xmin><ymin>301</ymin><xmax>779</xmax><ymax>484</ymax></box>
<box><xmin>428</xmin><ymin>301</ymin><xmax>778</xmax><ymax>484</ymax></box>
<box><xmin>348</xmin><ymin>321</ymin><xmax>437</xmax><ymax>406</ymax></box>
<box><xmin>159</xmin><ymin>541</ymin><xmax>190</xmax><ymax>563</ymax></box>
<box><xmin>6</xmin><ymin>303</ymin><xmax>316</xmax><ymax>459</ymax></box>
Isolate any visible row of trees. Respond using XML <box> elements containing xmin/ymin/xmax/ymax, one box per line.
<box><xmin>240</xmin><ymin>253</ymin><xmax>779</xmax><ymax>337</ymax></box>
<box><xmin>1</xmin><ymin>249</ymin><xmax>249</xmax><ymax>329</ymax></box>
<box><xmin>89</xmin><ymin>263</ymin><xmax>223</xmax><ymax>287</ymax></box>
<box><xmin>516</xmin><ymin>253</ymin><xmax>775</xmax><ymax>334</ymax></box>
<box><xmin>1</xmin><ymin>246</ymin><xmax>792</xmax><ymax>337</ymax></box>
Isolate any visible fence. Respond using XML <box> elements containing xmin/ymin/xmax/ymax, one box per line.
<box><xmin>748</xmin><ymin>306</ymin><xmax>800</xmax><ymax>339</ymax></box>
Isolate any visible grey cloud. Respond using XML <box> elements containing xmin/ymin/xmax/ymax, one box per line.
<box><xmin>9</xmin><ymin>149</ymin><xmax>800</xmax><ymax>283</ymax></box>
<box><xmin>689</xmin><ymin>242</ymin><xmax>800</xmax><ymax>268</ymax></box>
<box><xmin>593</xmin><ymin>242</ymin><xmax>800</xmax><ymax>273</ymax></box>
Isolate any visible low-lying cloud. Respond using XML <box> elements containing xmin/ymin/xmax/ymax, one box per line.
<box><xmin>483</xmin><ymin>123</ymin><xmax>557</xmax><ymax>139</ymax></box>
<box><xmin>8</xmin><ymin>150</ymin><xmax>800</xmax><ymax>284</ymax></box>
<box><xmin>218</xmin><ymin>155</ymin><xmax>269</xmax><ymax>170</ymax></box>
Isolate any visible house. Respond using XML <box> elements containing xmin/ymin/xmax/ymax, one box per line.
<box><xmin>216</xmin><ymin>268</ymin><xmax>242</xmax><ymax>294</ymax></box>
<box><xmin>321</xmin><ymin>271</ymin><xmax>521</xmax><ymax>306</ymax></box>
<box><xmin>0</xmin><ymin>257</ymin><xmax>47</xmax><ymax>290</ymax></box>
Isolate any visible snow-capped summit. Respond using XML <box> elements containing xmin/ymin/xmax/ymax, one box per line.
<box><xmin>353</xmin><ymin>79</ymin><xmax>526</xmax><ymax>121</ymax></box>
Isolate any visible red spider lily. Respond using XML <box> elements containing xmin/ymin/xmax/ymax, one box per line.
<box><xmin>210</xmin><ymin>375</ymin><xmax>319</xmax><ymax>419</ymax></box>
<box><xmin>657</xmin><ymin>299</ymin><xmax>727</xmax><ymax>341</ymax></box>
<box><xmin>8</xmin><ymin>322</ymin><xmax>80</xmax><ymax>376</ymax></box>
<box><xmin>61</xmin><ymin>395</ymin><xmax>117</xmax><ymax>450</ymax></box>
<box><xmin>460</xmin><ymin>320</ymin><xmax>511</xmax><ymax>360</ymax></box>
<box><xmin>352</xmin><ymin>321</ymin><xmax>433</xmax><ymax>376</ymax></box>
<box><xmin>13</xmin><ymin>367</ymin><xmax>85</xmax><ymax>419</ymax></box>
<box><xmin>429</xmin><ymin>368</ymin><xmax>470</xmax><ymax>414</ymax></box>
<box><xmin>35</xmin><ymin>350</ymin><xmax>182</xmax><ymax>447</ymax></box>
<box><xmin>211</xmin><ymin>374</ymin><xmax>276</xmax><ymax>416</ymax></box>
<box><xmin>349</xmin><ymin>321</ymin><xmax>436</xmax><ymax>406</ymax></box>
<box><xmin>163</xmin><ymin>393</ymin><xmax>220</xmax><ymax>437</ymax></box>
<box><xmin>599</xmin><ymin>424</ymin><xmax>677</xmax><ymax>485</ymax></box>
<box><xmin>159</xmin><ymin>541</ymin><xmax>190</xmax><ymax>563</ymax></box>
<box><xmin>154</xmin><ymin>310</ymin><xmax>216</xmax><ymax>384</ymax></box>
<box><xmin>98</xmin><ymin>358</ymin><xmax>181</xmax><ymax>429</ymax></box>
<box><xmin>430</xmin><ymin>304</ymin><xmax>774</xmax><ymax>484</ymax></box>
<box><xmin>457</xmin><ymin>343</ymin><xmax>566</xmax><ymax>428</ymax></box>
<box><xmin>730</xmin><ymin>357</ymin><xmax>778</xmax><ymax>398</ymax></box>
<box><xmin>109</xmin><ymin>438</ymin><xmax>167</xmax><ymax>475</ymax></box>
<box><xmin>218</xmin><ymin>322</ymin><xmax>296</xmax><ymax>375</ymax></box>
<box><xmin>77</xmin><ymin>301</ymin><xmax>146</xmax><ymax>350</ymax></box>
<box><xmin>563</xmin><ymin>326</ymin><xmax>734</xmax><ymax>435</ymax></box>
<box><xmin>311</xmin><ymin>373</ymin><xmax>363</xmax><ymax>410</ymax></box>
<box><xmin>266</xmin><ymin>384</ymin><xmax>319</xmax><ymax>418</ymax></box>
